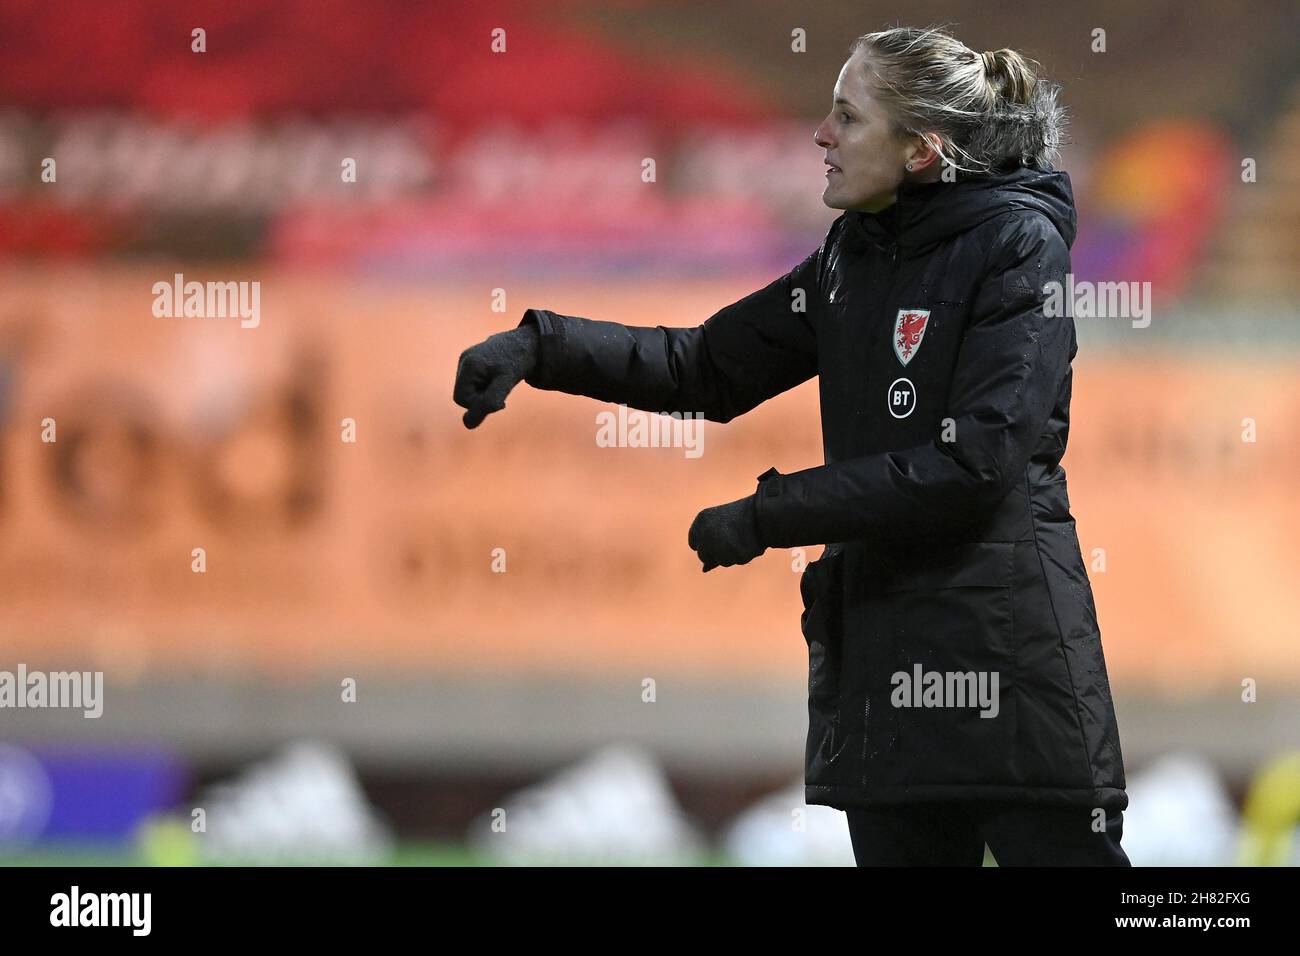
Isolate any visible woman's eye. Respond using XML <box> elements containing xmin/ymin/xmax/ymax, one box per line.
<box><xmin>840</xmin><ymin>113</ymin><xmax>853</xmax><ymax>123</ymax></box>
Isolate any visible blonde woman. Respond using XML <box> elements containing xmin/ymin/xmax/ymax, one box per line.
<box><xmin>454</xmin><ymin>26</ymin><xmax>1129</xmax><ymax>866</ymax></box>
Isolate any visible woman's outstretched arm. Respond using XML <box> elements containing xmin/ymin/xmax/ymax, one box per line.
<box><xmin>508</xmin><ymin>225</ymin><xmax>840</xmax><ymax>423</ymax></box>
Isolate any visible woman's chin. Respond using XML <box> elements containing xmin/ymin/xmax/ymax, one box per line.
<box><xmin>821</xmin><ymin>188</ymin><xmax>848</xmax><ymax>210</ymax></box>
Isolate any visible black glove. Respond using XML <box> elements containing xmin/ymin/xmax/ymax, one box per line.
<box><xmin>453</xmin><ymin>323</ymin><xmax>540</xmax><ymax>428</ymax></box>
<box><xmin>687</xmin><ymin>493</ymin><xmax>766</xmax><ymax>572</ymax></box>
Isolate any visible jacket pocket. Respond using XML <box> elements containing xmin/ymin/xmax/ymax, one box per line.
<box><xmin>872</xmin><ymin>540</ymin><xmax>1017</xmax><ymax>786</ymax></box>
<box><xmin>880</xmin><ymin>539</ymin><xmax>1011</xmax><ymax>592</ymax></box>
<box><xmin>879</xmin><ymin>540</ymin><xmax>1014</xmax><ymax>664</ymax></box>
<box><xmin>800</xmin><ymin>546</ymin><xmax>844</xmax><ymax>728</ymax></box>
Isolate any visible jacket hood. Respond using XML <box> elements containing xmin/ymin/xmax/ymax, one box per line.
<box><xmin>845</xmin><ymin>162</ymin><xmax>1077</xmax><ymax>255</ymax></box>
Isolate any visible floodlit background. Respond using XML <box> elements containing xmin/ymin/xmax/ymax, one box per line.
<box><xmin>0</xmin><ymin>0</ymin><xmax>1298</xmax><ymax>865</ymax></box>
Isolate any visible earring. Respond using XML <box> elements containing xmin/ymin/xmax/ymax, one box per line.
<box><xmin>905</xmin><ymin>162</ymin><xmax>914</xmax><ymax>171</ymax></box>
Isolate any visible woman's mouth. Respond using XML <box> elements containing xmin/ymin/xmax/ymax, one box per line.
<box><xmin>826</xmin><ymin>164</ymin><xmax>842</xmax><ymax>177</ymax></box>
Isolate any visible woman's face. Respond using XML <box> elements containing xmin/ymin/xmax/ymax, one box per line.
<box><xmin>815</xmin><ymin>50</ymin><xmax>916</xmax><ymax>213</ymax></box>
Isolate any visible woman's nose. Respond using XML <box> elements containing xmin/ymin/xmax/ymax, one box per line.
<box><xmin>814</xmin><ymin>120</ymin><xmax>833</xmax><ymax>149</ymax></box>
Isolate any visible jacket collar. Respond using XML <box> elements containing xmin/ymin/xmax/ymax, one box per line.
<box><xmin>844</xmin><ymin>161</ymin><xmax>1077</xmax><ymax>256</ymax></box>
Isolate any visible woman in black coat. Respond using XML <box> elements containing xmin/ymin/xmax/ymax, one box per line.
<box><xmin>454</xmin><ymin>26</ymin><xmax>1130</xmax><ymax>866</ymax></box>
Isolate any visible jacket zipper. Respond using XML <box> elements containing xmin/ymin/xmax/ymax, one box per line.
<box><xmin>848</xmin><ymin>198</ymin><xmax>904</xmax><ymax>769</ymax></box>
<box><xmin>864</xmin><ymin>211</ymin><xmax>901</xmax><ymax>763</ymax></box>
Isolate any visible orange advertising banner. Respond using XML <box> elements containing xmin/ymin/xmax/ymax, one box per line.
<box><xmin>0</xmin><ymin>266</ymin><xmax>1296</xmax><ymax>689</ymax></box>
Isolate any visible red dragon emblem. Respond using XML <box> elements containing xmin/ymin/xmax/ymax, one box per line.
<box><xmin>892</xmin><ymin>309</ymin><xmax>931</xmax><ymax>366</ymax></box>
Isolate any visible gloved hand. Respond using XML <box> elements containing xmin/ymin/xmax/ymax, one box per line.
<box><xmin>687</xmin><ymin>493</ymin><xmax>766</xmax><ymax>572</ymax></box>
<box><xmin>453</xmin><ymin>323</ymin><xmax>540</xmax><ymax>428</ymax></box>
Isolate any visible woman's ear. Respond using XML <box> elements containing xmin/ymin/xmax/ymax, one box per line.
<box><xmin>905</xmin><ymin>132</ymin><xmax>944</xmax><ymax>173</ymax></box>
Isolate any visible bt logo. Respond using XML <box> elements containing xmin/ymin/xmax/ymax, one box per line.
<box><xmin>887</xmin><ymin>378</ymin><xmax>916</xmax><ymax>419</ymax></box>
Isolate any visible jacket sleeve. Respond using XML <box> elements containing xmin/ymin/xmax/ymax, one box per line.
<box><xmin>754</xmin><ymin>212</ymin><xmax>1073</xmax><ymax>548</ymax></box>
<box><xmin>514</xmin><ymin>222</ymin><xmax>839</xmax><ymax>423</ymax></box>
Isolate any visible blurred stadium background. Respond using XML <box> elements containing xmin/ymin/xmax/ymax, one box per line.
<box><xmin>0</xmin><ymin>0</ymin><xmax>1298</xmax><ymax>865</ymax></box>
